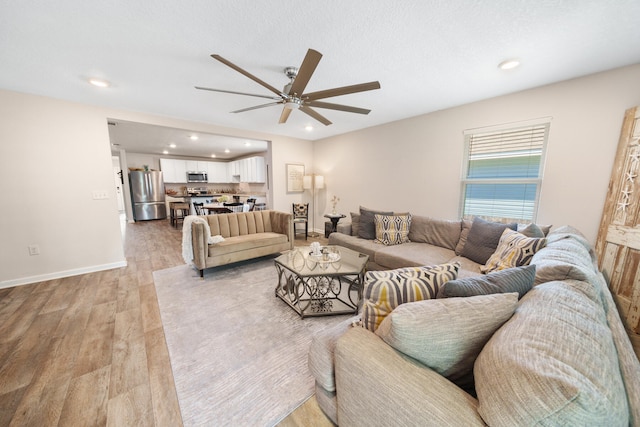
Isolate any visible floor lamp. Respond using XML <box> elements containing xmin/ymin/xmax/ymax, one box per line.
<box><xmin>303</xmin><ymin>174</ymin><xmax>324</xmax><ymax>237</ymax></box>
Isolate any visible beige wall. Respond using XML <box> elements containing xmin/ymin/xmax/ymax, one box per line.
<box><xmin>0</xmin><ymin>90</ymin><xmax>312</xmax><ymax>287</ymax></box>
<box><xmin>313</xmin><ymin>64</ymin><xmax>640</xmax><ymax>244</ymax></box>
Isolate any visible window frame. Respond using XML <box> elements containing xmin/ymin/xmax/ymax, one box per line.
<box><xmin>459</xmin><ymin>118</ymin><xmax>551</xmax><ymax>223</ymax></box>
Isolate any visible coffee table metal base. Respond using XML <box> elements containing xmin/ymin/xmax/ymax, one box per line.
<box><xmin>274</xmin><ymin>264</ymin><xmax>364</xmax><ymax>318</ymax></box>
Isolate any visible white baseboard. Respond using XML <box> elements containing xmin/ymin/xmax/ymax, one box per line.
<box><xmin>0</xmin><ymin>261</ymin><xmax>128</xmax><ymax>289</ymax></box>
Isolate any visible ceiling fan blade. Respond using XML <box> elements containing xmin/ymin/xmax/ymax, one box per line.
<box><xmin>232</xmin><ymin>101</ymin><xmax>283</xmax><ymax>114</ymax></box>
<box><xmin>279</xmin><ymin>107</ymin><xmax>292</xmax><ymax>124</ymax></box>
<box><xmin>303</xmin><ymin>81</ymin><xmax>381</xmax><ymax>101</ymax></box>
<box><xmin>299</xmin><ymin>105</ymin><xmax>332</xmax><ymax>126</ymax></box>
<box><xmin>287</xmin><ymin>49</ymin><xmax>322</xmax><ymax>97</ymax></box>
<box><xmin>195</xmin><ymin>86</ymin><xmax>281</xmax><ymax>100</ymax></box>
<box><xmin>211</xmin><ymin>54</ymin><xmax>285</xmax><ymax>97</ymax></box>
<box><xmin>305</xmin><ymin>100</ymin><xmax>371</xmax><ymax>115</ymax></box>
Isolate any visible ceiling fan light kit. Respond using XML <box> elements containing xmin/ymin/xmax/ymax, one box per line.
<box><xmin>196</xmin><ymin>49</ymin><xmax>381</xmax><ymax>126</ymax></box>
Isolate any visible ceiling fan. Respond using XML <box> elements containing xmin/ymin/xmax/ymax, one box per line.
<box><xmin>195</xmin><ymin>49</ymin><xmax>381</xmax><ymax>126</ymax></box>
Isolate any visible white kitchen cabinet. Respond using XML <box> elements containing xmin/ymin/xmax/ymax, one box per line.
<box><xmin>160</xmin><ymin>158</ymin><xmax>188</xmax><ymax>183</ymax></box>
<box><xmin>207</xmin><ymin>162</ymin><xmax>229</xmax><ymax>183</ymax></box>
<box><xmin>160</xmin><ymin>158</ymin><xmax>176</xmax><ymax>183</ymax></box>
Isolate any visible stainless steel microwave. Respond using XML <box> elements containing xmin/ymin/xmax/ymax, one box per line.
<box><xmin>187</xmin><ymin>171</ymin><xmax>208</xmax><ymax>183</ymax></box>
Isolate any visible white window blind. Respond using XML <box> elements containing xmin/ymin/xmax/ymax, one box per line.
<box><xmin>461</xmin><ymin>121</ymin><xmax>549</xmax><ymax>222</ymax></box>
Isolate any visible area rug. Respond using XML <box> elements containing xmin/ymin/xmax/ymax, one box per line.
<box><xmin>153</xmin><ymin>257</ymin><xmax>353</xmax><ymax>426</ymax></box>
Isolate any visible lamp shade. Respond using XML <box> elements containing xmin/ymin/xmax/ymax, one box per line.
<box><xmin>303</xmin><ymin>175</ymin><xmax>313</xmax><ymax>190</ymax></box>
<box><xmin>315</xmin><ymin>175</ymin><xmax>325</xmax><ymax>189</ymax></box>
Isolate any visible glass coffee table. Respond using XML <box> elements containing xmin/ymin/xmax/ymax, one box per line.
<box><xmin>274</xmin><ymin>245</ymin><xmax>368</xmax><ymax>318</ymax></box>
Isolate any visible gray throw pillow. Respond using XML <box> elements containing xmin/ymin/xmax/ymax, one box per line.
<box><xmin>437</xmin><ymin>265</ymin><xmax>535</xmax><ymax>299</ymax></box>
<box><xmin>460</xmin><ymin>217</ymin><xmax>516</xmax><ymax>264</ymax></box>
<box><xmin>358</xmin><ymin>206</ymin><xmax>392</xmax><ymax>240</ymax></box>
<box><xmin>376</xmin><ymin>292</ymin><xmax>518</xmax><ymax>393</ymax></box>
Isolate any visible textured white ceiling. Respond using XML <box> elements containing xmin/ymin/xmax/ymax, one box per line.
<box><xmin>2</xmin><ymin>0</ymin><xmax>640</xmax><ymax>156</ymax></box>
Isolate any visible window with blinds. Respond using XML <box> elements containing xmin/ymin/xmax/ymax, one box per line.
<box><xmin>460</xmin><ymin>120</ymin><xmax>550</xmax><ymax>222</ymax></box>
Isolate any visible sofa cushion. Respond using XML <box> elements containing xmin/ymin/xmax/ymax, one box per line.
<box><xmin>374</xmin><ymin>213</ymin><xmax>412</xmax><ymax>245</ymax></box>
<box><xmin>460</xmin><ymin>217</ymin><xmax>517</xmax><ymax>264</ymax></box>
<box><xmin>530</xmin><ymin>228</ymin><xmax>597</xmax><ymax>285</ymax></box>
<box><xmin>358</xmin><ymin>206</ymin><xmax>393</xmax><ymax>240</ymax></box>
<box><xmin>475</xmin><ymin>281</ymin><xmax>629</xmax><ymax>426</ymax></box>
<box><xmin>408</xmin><ymin>216</ymin><xmax>462</xmax><ymax>250</ymax></box>
<box><xmin>454</xmin><ymin>219</ymin><xmax>473</xmax><ymax>255</ymax></box>
<box><xmin>207</xmin><ymin>232</ymin><xmax>288</xmax><ymax>257</ymax></box>
<box><xmin>328</xmin><ymin>232</ymin><xmax>382</xmax><ymax>260</ymax></box>
<box><xmin>361</xmin><ymin>263</ymin><xmax>459</xmax><ymax>331</ymax></box>
<box><xmin>349</xmin><ymin>212</ymin><xmax>360</xmax><ymax>236</ymax></box>
<box><xmin>376</xmin><ymin>292</ymin><xmax>518</xmax><ymax>392</ymax></box>
<box><xmin>437</xmin><ymin>265</ymin><xmax>535</xmax><ymax>299</ymax></box>
<box><xmin>481</xmin><ymin>228</ymin><xmax>546</xmax><ymax>273</ymax></box>
<box><xmin>373</xmin><ymin>242</ymin><xmax>456</xmax><ymax>270</ymax></box>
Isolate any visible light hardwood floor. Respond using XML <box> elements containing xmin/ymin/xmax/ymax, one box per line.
<box><xmin>0</xmin><ymin>216</ymin><xmax>333</xmax><ymax>426</ymax></box>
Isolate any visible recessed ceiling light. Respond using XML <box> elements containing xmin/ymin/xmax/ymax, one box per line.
<box><xmin>162</xmin><ymin>150</ymin><xmax>169</xmax><ymax>154</ymax></box>
<box><xmin>245</xmin><ymin>141</ymin><xmax>251</xmax><ymax>146</ymax></box>
<box><xmin>89</xmin><ymin>78</ymin><xmax>110</xmax><ymax>88</ymax></box>
<box><xmin>190</xmin><ymin>135</ymin><xmax>199</xmax><ymax>140</ymax></box>
<box><xmin>169</xmin><ymin>143</ymin><xmax>176</xmax><ymax>148</ymax></box>
<box><xmin>211</xmin><ymin>154</ymin><xmax>217</xmax><ymax>158</ymax></box>
<box><xmin>224</xmin><ymin>149</ymin><xmax>230</xmax><ymax>153</ymax></box>
<box><xmin>498</xmin><ymin>59</ymin><xmax>521</xmax><ymax>70</ymax></box>
<box><xmin>305</xmin><ymin>125</ymin><xmax>314</xmax><ymax>131</ymax></box>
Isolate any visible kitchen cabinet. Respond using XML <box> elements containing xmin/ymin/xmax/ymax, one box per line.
<box><xmin>207</xmin><ymin>162</ymin><xmax>229</xmax><ymax>183</ymax></box>
<box><xmin>160</xmin><ymin>156</ymin><xmax>265</xmax><ymax>183</ymax></box>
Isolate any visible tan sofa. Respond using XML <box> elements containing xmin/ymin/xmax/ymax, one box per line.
<box><xmin>311</xmin><ymin>216</ymin><xmax>640</xmax><ymax>425</ymax></box>
<box><xmin>190</xmin><ymin>210</ymin><xmax>293</xmax><ymax>277</ymax></box>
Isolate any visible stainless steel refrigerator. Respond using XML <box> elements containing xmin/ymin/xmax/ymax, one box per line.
<box><xmin>130</xmin><ymin>171</ymin><xmax>167</xmax><ymax>221</ymax></box>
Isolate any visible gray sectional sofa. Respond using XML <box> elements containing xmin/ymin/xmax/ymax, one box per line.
<box><xmin>310</xmin><ymin>214</ymin><xmax>640</xmax><ymax>426</ymax></box>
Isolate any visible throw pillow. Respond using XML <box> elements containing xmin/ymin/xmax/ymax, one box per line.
<box><xmin>460</xmin><ymin>217</ymin><xmax>517</xmax><ymax>264</ymax></box>
<box><xmin>350</xmin><ymin>212</ymin><xmax>360</xmax><ymax>236</ymax></box>
<box><xmin>374</xmin><ymin>213</ymin><xmax>412</xmax><ymax>246</ymax></box>
<box><xmin>361</xmin><ymin>263</ymin><xmax>460</xmax><ymax>331</ymax></box>
<box><xmin>482</xmin><ymin>228</ymin><xmax>547</xmax><ymax>273</ymax></box>
<box><xmin>358</xmin><ymin>206</ymin><xmax>393</xmax><ymax>240</ymax></box>
<box><xmin>437</xmin><ymin>265</ymin><xmax>536</xmax><ymax>299</ymax></box>
<box><xmin>375</xmin><ymin>292</ymin><xmax>518</xmax><ymax>393</ymax></box>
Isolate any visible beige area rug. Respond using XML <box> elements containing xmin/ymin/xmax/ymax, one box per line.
<box><xmin>153</xmin><ymin>257</ymin><xmax>353</xmax><ymax>426</ymax></box>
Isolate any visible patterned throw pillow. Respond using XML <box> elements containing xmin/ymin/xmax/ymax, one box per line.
<box><xmin>374</xmin><ymin>213</ymin><xmax>412</xmax><ymax>246</ymax></box>
<box><xmin>482</xmin><ymin>228</ymin><xmax>547</xmax><ymax>273</ymax></box>
<box><xmin>361</xmin><ymin>262</ymin><xmax>460</xmax><ymax>331</ymax></box>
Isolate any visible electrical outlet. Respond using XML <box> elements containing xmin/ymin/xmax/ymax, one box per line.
<box><xmin>28</xmin><ymin>245</ymin><xmax>40</xmax><ymax>255</ymax></box>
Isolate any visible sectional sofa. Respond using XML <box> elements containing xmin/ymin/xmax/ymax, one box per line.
<box><xmin>309</xmin><ymin>211</ymin><xmax>640</xmax><ymax>426</ymax></box>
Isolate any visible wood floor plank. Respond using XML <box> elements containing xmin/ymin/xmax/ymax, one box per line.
<box><xmin>109</xmin><ymin>308</ymin><xmax>148</xmax><ymax>399</ymax></box>
<box><xmin>0</xmin><ymin>387</ymin><xmax>27</xmax><ymax>427</ymax></box>
<box><xmin>145</xmin><ymin>327</ymin><xmax>183</xmax><ymax>427</ymax></box>
<box><xmin>0</xmin><ymin>284</ymin><xmax>35</xmax><ymax>325</ymax></box>
<box><xmin>59</xmin><ymin>366</ymin><xmax>111</xmax><ymax>426</ymax></box>
<box><xmin>139</xmin><ymin>284</ymin><xmax>163</xmax><ymax>333</ymax></box>
<box><xmin>107</xmin><ymin>383</ymin><xmax>154</xmax><ymax>427</ymax></box>
<box><xmin>73</xmin><ymin>301</ymin><xmax>117</xmax><ymax>378</ymax></box>
<box><xmin>0</xmin><ymin>289</ymin><xmax>52</xmax><ymax>344</ymax></box>
<box><xmin>0</xmin><ymin>309</ymin><xmax>64</xmax><ymax>394</ymax></box>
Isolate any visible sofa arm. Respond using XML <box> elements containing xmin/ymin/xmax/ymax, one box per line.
<box><xmin>268</xmin><ymin>210</ymin><xmax>294</xmax><ymax>250</ymax></box>
<box><xmin>335</xmin><ymin>327</ymin><xmax>485</xmax><ymax>427</ymax></box>
<box><xmin>191</xmin><ymin>222</ymin><xmax>208</xmax><ymax>271</ymax></box>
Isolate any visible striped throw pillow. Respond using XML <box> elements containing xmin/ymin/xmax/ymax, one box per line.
<box><xmin>482</xmin><ymin>228</ymin><xmax>546</xmax><ymax>273</ymax></box>
<box><xmin>374</xmin><ymin>213</ymin><xmax>412</xmax><ymax>245</ymax></box>
<box><xmin>361</xmin><ymin>262</ymin><xmax>460</xmax><ymax>331</ymax></box>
